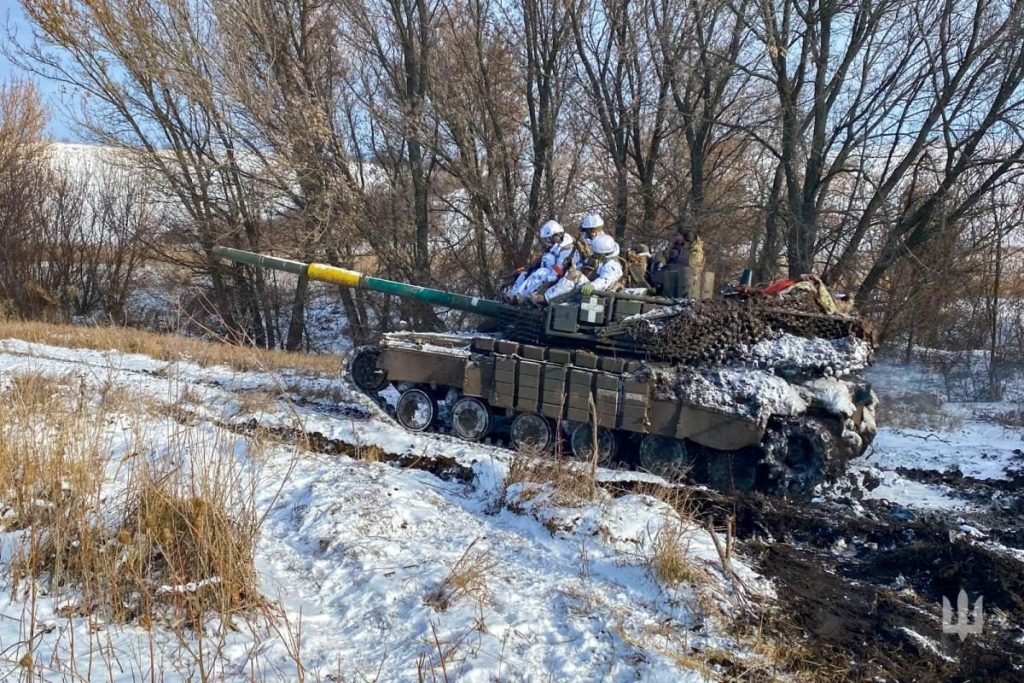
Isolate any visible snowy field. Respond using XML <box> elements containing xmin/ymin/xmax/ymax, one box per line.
<box><xmin>851</xmin><ymin>359</ymin><xmax>1024</xmax><ymax>510</ymax></box>
<box><xmin>1</xmin><ymin>333</ymin><xmax>1022</xmax><ymax>681</ymax></box>
<box><xmin>0</xmin><ymin>338</ymin><xmax>766</xmax><ymax>682</ymax></box>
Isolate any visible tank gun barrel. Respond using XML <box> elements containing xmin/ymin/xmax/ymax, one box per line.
<box><xmin>211</xmin><ymin>246</ymin><xmax>512</xmax><ymax>319</ymax></box>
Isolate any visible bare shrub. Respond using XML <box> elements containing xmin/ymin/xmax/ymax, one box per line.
<box><xmin>0</xmin><ymin>80</ymin><xmax>53</xmax><ymax>319</ymax></box>
<box><xmin>875</xmin><ymin>390</ymin><xmax>963</xmax><ymax>431</ymax></box>
<box><xmin>424</xmin><ymin>538</ymin><xmax>497</xmax><ymax>612</ymax></box>
<box><xmin>974</xmin><ymin>405</ymin><xmax>1024</xmax><ymax>429</ymax></box>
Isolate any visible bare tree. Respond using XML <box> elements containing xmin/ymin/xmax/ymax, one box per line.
<box><xmin>218</xmin><ymin>0</ymin><xmax>366</xmax><ymax>348</ymax></box>
<box><xmin>844</xmin><ymin>0</ymin><xmax>1024</xmax><ymax>299</ymax></box>
<box><xmin>14</xmin><ymin>0</ymin><xmax>290</xmax><ymax>344</ymax></box>
<box><xmin>747</xmin><ymin>0</ymin><xmax>922</xmax><ymax>277</ymax></box>
<box><xmin>0</xmin><ymin>80</ymin><xmax>52</xmax><ymax>318</ymax></box>
<box><xmin>652</xmin><ymin>0</ymin><xmax>753</xmax><ymax>234</ymax></box>
<box><xmin>569</xmin><ymin>0</ymin><xmax>673</xmax><ymax>239</ymax></box>
<box><xmin>340</xmin><ymin>0</ymin><xmax>446</xmax><ymax>327</ymax></box>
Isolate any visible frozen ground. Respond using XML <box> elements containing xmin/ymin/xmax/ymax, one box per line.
<box><xmin>1</xmin><ymin>335</ymin><xmax>1022</xmax><ymax>681</ymax></box>
<box><xmin>0</xmin><ymin>338</ymin><xmax>763</xmax><ymax>682</ymax></box>
<box><xmin>847</xmin><ymin>358</ymin><xmax>1024</xmax><ymax>510</ymax></box>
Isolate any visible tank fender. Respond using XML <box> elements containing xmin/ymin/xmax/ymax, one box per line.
<box><xmin>648</xmin><ymin>399</ymin><xmax>765</xmax><ymax>450</ymax></box>
<box><xmin>378</xmin><ymin>347</ymin><xmax>466</xmax><ymax>388</ymax></box>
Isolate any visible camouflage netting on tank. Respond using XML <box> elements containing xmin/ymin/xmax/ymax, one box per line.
<box><xmin>621</xmin><ymin>295</ymin><xmax>874</xmax><ymax>365</ymax></box>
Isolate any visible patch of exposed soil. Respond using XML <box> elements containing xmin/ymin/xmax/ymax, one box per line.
<box><xmin>719</xmin><ymin>494</ymin><xmax>1024</xmax><ymax>682</ymax></box>
<box><xmin>231</xmin><ymin>419</ymin><xmax>477</xmax><ymax>483</ymax></box>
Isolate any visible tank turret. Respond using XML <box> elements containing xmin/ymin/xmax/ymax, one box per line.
<box><xmin>212</xmin><ymin>246</ymin><xmax>878</xmax><ymax>499</ymax></box>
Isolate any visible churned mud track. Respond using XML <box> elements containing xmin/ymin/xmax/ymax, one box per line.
<box><xmin>230</xmin><ymin>418</ymin><xmax>477</xmax><ymax>484</ymax></box>
<box><xmin>717</xmin><ymin>493</ymin><xmax>1023</xmax><ymax>681</ymax></box>
<box><xmin>606</xmin><ymin>471</ymin><xmax>1024</xmax><ymax>680</ymax></box>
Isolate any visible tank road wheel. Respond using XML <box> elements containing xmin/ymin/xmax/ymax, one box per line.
<box><xmin>510</xmin><ymin>413</ymin><xmax>555</xmax><ymax>452</ymax></box>
<box><xmin>395</xmin><ymin>388</ymin><xmax>436</xmax><ymax>432</ymax></box>
<box><xmin>704</xmin><ymin>450</ymin><xmax>759</xmax><ymax>494</ymax></box>
<box><xmin>639</xmin><ymin>436</ymin><xmax>693</xmax><ymax>480</ymax></box>
<box><xmin>569</xmin><ymin>423</ymin><xmax>618</xmax><ymax>465</ymax></box>
<box><xmin>350</xmin><ymin>348</ymin><xmax>389</xmax><ymax>393</ymax></box>
<box><xmin>450</xmin><ymin>397</ymin><xmax>492</xmax><ymax>441</ymax></box>
<box><xmin>762</xmin><ymin>417</ymin><xmax>850</xmax><ymax>500</ymax></box>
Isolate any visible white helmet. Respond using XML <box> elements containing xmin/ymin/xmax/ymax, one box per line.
<box><xmin>580</xmin><ymin>213</ymin><xmax>604</xmax><ymax>231</ymax></box>
<box><xmin>538</xmin><ymin>219</ymin><xmax>564</xmax><ymax>244</ymax></box>
<box><xmin>590</xmin><ymin>233</ymin><xmax>620</xmax><ymax>258</ymax></box>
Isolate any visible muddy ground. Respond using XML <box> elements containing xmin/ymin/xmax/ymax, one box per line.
<box><xmin>694</xmin><ymin>472</ymin><xmax>1024</xmax><ymax>682</ymax></box>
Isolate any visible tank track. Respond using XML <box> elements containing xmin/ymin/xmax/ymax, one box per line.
<box><xmin>344</xmin><ymin>348</ymin><xmax>869</xmax><ymax>500</ymax></box>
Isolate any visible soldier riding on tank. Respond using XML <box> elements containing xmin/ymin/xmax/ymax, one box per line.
<box><xmin>652</xmin><ymin>230</ymin><xmax>706</xmax><ymax>298</ymax></box>
<box><xmin>537</xmin><ymin>233</ymin><xmax>624</xmax><ymax>303</ymax></box>
<box><xmin>504</xmin><ymin>220</ymin><xmax>578</xmax><ymax>302</ymax></box>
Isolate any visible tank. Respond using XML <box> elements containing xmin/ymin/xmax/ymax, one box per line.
<box><xmin>212</xmin><ymin>246</ymin><xmax>878</xmax><ymax>499</ymax></box>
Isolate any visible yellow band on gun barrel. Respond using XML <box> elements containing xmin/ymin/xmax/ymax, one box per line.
<box><xmin>307</xmin><ymin>263</ymin><xmax>362</xmax><ymax>288</ymax></box>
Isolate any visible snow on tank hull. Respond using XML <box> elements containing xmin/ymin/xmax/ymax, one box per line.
<box><xmin>350</xmin><ymin>331</ymin><xmax>877</xmax><ymax>499</ymax></box>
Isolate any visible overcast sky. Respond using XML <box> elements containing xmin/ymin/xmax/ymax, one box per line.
<box><xmin>2</xmin><ymin>2</ymin><xmax>80</xmax><ymax>142</ymax></box>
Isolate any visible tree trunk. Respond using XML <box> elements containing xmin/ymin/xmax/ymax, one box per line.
<box><xmin>614</xmin><ymin>164</ymin><xmax>628</xmax><ymax>239</ymax></box>
<box><xmin>286</xmin><ymin>272</ymin><xmax>309</xmax><ymax>351</ymax></box>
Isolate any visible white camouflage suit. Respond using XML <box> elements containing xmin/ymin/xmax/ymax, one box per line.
<box><xmin>508</xmin><ymin>233</ymin><xmax>579</xmax><ymax>298</ymax></box>
<box><xmin>543</xmin><ymin>256</ymin><xmax>624</xmax><ymax>302</ymax></box>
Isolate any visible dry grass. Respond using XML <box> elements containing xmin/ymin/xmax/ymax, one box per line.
<box><xmin>646</xmin><ymin>521</ymin><xmax>713</xmax><ymax>589</ymax></box>
<box><xmin>504</xmin><ymin>445</ymin><xmax>599</xmax><ymax>508</ymax></box>
<box><xmin>355</xmin><ymin>443</ymin><xmax>385</xmax><ymax>463</ymax></box>
<box><xmin>1</xmin><ymin>369</ymin><xmax>266</xmax><ymax>632</ymax></box>
<box><xmin>118</xmin><ymin>456</ymin><xmax>264</xmax><ymax>627</ymax></box>
<box><xmin>0</xmin><ymin>319</ymin><xmax>342</xmax><ymax>376</ymax></box>
<box><xmin>0</xmin><ymin>372</ymin><xmax>106</xmax><ymax>535</ymax></box>
<box><xmin>424</xmin><ymin>538</ymin><xmax>498</xmax><ymax>612</ymax></box>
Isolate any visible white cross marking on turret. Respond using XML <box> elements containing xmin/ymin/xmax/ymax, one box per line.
<box><xmin>580</xmin><ymin>297</ymin><xmax>604</xmax><ymax>323</ymax></box>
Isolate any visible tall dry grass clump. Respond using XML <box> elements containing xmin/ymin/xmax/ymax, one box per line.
<box><xmin>424</xmin><ymin>537</ymin><xmax>498</xmax><ymax>612</ymax></box>
<box><xmin>1</xmin><ymin>372</ymin><xmax>107</xmax><ymax>591</ymax></box>
<box><xmin>0</xmin><ymin>369</ymin><xmax>265</xmax><ymax>631</ymax></box>
<box><xmin>117</xmin><ymin>446</ymin><xmax>264</xmax><ymax>628</ymax></box>
<box><xmin>504</xmin><ymin>444</ymin><xmax>599</xmax><ymax>508</ymax></box>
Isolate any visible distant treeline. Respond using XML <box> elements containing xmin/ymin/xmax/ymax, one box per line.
<box><xmin>2</xmin><ymin>0</ymin><xmax>1023</xmax><ymax>353</ymax></box>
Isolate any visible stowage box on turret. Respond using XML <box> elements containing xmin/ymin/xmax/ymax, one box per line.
<box><xmin>212</xmin><ymin>246</ymin><xmax>878</xmax><ymax>499</ymax></box>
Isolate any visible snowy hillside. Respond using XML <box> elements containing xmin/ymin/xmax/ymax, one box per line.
<box><xmin>0</xmin><ymin>335</ymin><xmax>768</xmax><ymax>682</ymax></box>
<box><xmin>0</xmin><ymin>327</ymin><xmax>1022</xmax><ymax>681</ymax></box>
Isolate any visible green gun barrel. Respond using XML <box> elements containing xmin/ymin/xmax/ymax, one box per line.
<box><xmin>211</xmin><ymin>246</ymin><xmax>511</xmax><ymax>319</ymax></box>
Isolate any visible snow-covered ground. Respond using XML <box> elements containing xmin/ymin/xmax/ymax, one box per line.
<box><xmin>3</xmin><ymin>333</ymin><xmax>1022</xmax><ymax>680</ymax></box>
<box><xmin>0</xmin><ymin>339</ymin><xmax>766</xmax><ymax>681</ymax></box>
<box><xmin>845</xmin><ymin>358</ymin><xmax>1024</xmax><ymax>510</ymax></box>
